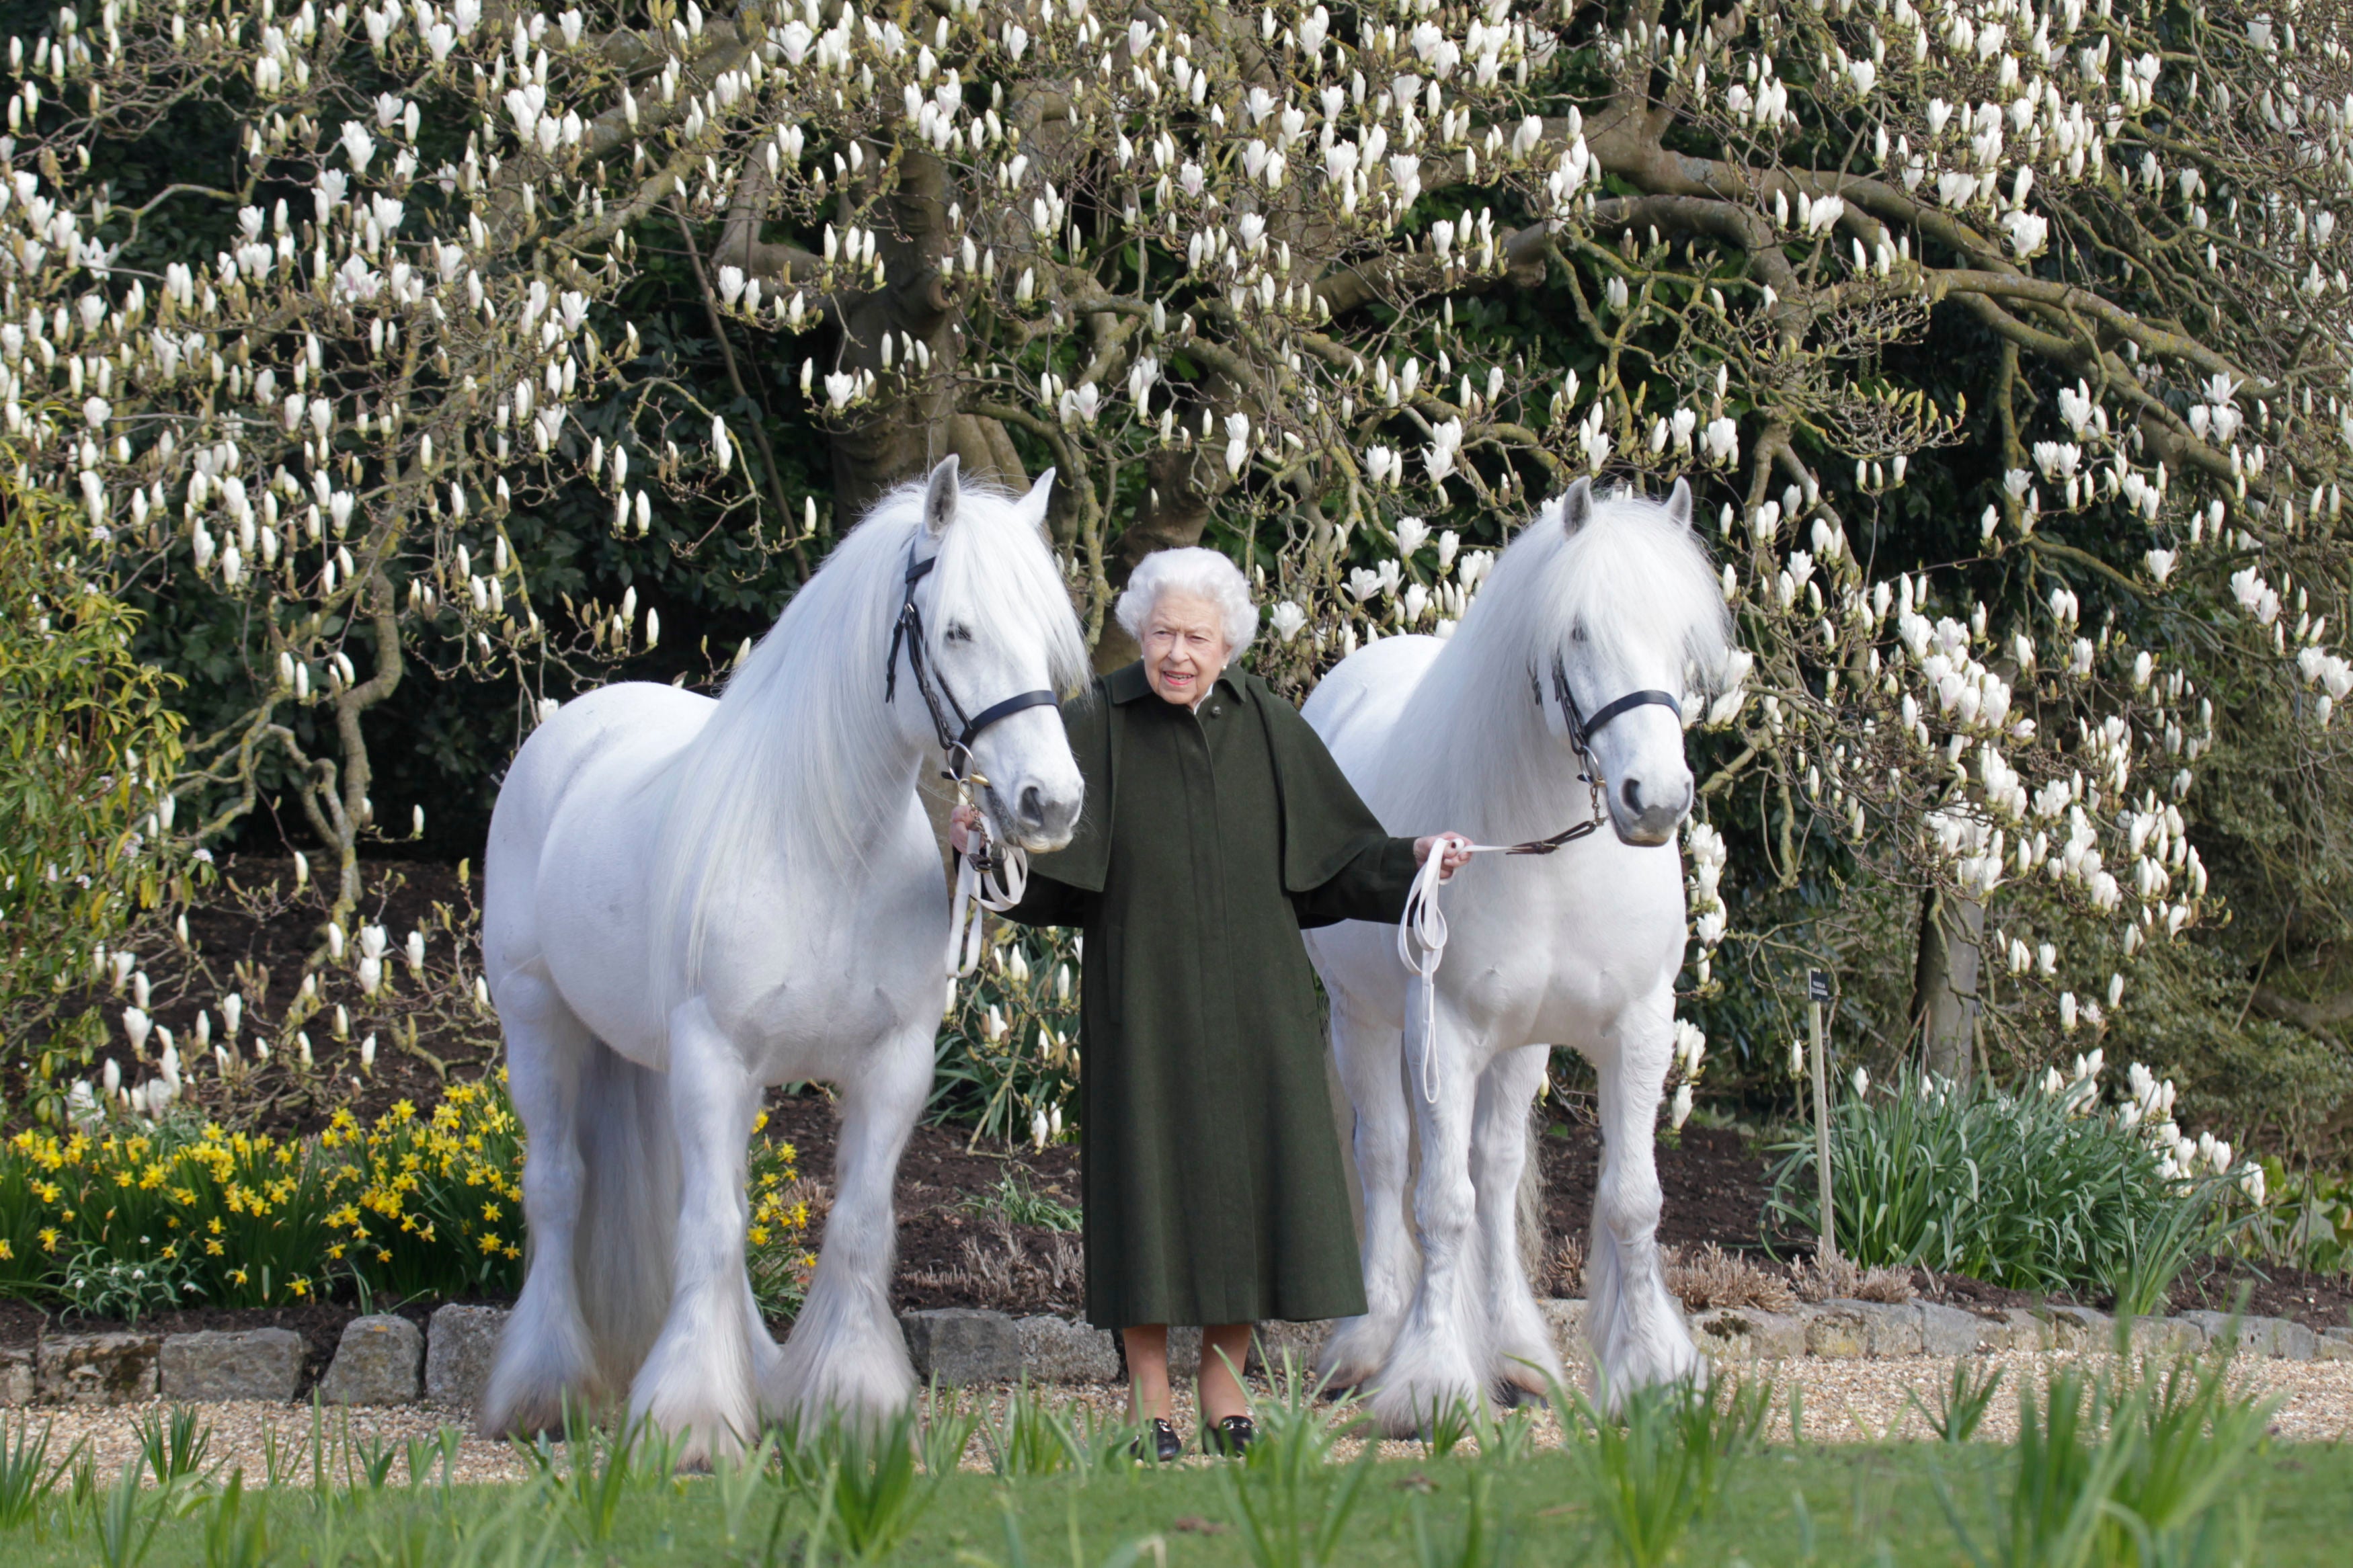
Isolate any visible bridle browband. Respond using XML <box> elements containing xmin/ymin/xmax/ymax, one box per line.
<box><xmin>885</xmin><ymin>542</ymin><xmax>1060</xmax><ymax>795</ymax></box>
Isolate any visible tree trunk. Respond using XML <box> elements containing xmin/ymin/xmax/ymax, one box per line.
<box><xmin>1911</xmin><ymin>889</ymin><xmax>1985</xmax><ymax>1082</ymax></box>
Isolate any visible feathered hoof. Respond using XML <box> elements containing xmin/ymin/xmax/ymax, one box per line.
<box><xmin>765</xmin><ymin>1328</ymin><xmax>916</xmax><ymax>1432</ymax></box>
<box><xmin>1593</xmin><ymin>1333</ymin><xmax>1710</xmax><ymax>1413</ymax></box>
<box><xmin>635</xmin><ymin>1391</ymin><xmax>758</xmax><ymax>1473</ymax></box>
<box><xmin>477</xmin><ymin>1385</ymin><xmax>579</xmax><ymax>1444</ymax></box>
<box><xmin>1491</xmin><ymin>1365</ymin><xmax>1558</xmax><ymax>1408</ymax></box>
<box><xmin>477</xmin><ymin>1352</ymin><xmax>608</xmax><ymax>1442</ymax></box>
<box><xmin>1365</xmin><ymin>1335</ymin><xmax>1488</xmax><ymax>1439</ymax></box>
<box><xmin>1367</xmin><ymin>1375</ymin><xmax>1488</xmax><ymax>1439</ymax></box>
<box><xmin>1314</xmin><ymin>1315</ymin><xmax>1398</xmax><ymax>1396</ymax></box>
<box><xmin>1491</xmin><ymin>1336</ymin><xmax>1566</xmax><ymax>1403</ymax></box>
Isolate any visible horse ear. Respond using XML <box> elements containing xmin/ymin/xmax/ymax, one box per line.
<box><xmin>1016</xmin><ymin>467</ymin><xmax>1057</xmax><ymax>540</ymax></box>
<box><xmin>922</xmin><ymin>454</ymin><xmax>962</xmax><ymax>536</ymax></box>
<box><xmin>1665</xmin><ymin>475</ymin><xmax>1694</xmax><ymax>530</ymax></box>
<box><xmin>1559</xmin><ymin>476</ymin><xmax>1595</xmax><ymax>536</ymax></box>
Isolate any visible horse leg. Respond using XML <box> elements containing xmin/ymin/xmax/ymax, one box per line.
<box><xmin>1316</xmin><ymin>997</ymin><xmax>1414</xmax><ymax>1392</ymax></box>
<box><xmin>1367</xmin><ymin>983</ymin><xmax>1486</xmax><ymax>1436</ymax></box>
<box><xmin>765</xmin><ymin>1018</ymin><xmax>928</xmax><ymax>1426</ymax></box>
<box><xmin>1583</xmin><ymin>992</ymin><xmax>1705</xmax><ymax>1409</ymax></box>
<box><xmin>628</xmin><ymin>999</ymin><xmax>761</xmax><ymax>1467</ymax></box>
<box><xmin>478</xmin><ymin>969</ymin><xmax>600</xmax><ymax>1437</ymax></box>
<box><xmin>1471</xmin><ymin>1044</ymin><xmax>1564</xmax><ymax>1400</ymax></box>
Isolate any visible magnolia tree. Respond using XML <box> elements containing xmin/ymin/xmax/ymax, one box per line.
<box><xmin>5</xmin><ymin>0</ymin><xmax>2352</xmax><ymax>1140</ymax></box>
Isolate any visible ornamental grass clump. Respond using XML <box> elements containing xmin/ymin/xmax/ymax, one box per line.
<box><xmin>1766</xmin><ymin>1058</ymin><xmax>2262</xmax><ymax>1304</ymax></box>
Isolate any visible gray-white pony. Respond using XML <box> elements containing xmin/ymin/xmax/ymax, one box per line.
<box><xmin>1302</xmin><ymin>477</ymin><xmax>1730</xmax><ymax>1432</ymax></box>
<box><xmin>479</xmin><ymin>458</ymin><xmax>1087</xmax><ymax>1462</ymax></box>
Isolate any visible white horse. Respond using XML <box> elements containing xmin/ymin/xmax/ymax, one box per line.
<box><xmin>478</xmin><ymin>457</ymin><xmax>1088</xmax><ymax>1462</ymax></box>
<box><xmin>1302</xmin><ymin>476</ymin><xmax>1731</xmax><ymax>1432</ymax></box>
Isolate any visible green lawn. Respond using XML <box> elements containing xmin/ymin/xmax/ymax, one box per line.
<box><xmin>3</xmin><ymin>1442</ymin><xmax>2348</xmax><ymax>1566</ymax></box>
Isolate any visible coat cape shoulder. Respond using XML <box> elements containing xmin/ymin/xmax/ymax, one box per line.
<box><xmin>1029</xmin><ymin>661</ymin><xmax>1388</xmax><ymax>895</ymax></box>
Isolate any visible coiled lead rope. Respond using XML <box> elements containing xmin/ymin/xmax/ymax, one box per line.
<box><xmin>944</xmin><ymin>792</ymin><xmax>1028</xmax><ymax>1014</ymax></box>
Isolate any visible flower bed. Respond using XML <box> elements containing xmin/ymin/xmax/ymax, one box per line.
<box><xmin>1765</xmin><ymin>1055</ymin><xmax>2265</xmax><ymax>1314</ymax></box>
<box><xmin>0</xmin><ymin>1075</ymin><xmax>810</xmax><ymax>1319</ymax></box>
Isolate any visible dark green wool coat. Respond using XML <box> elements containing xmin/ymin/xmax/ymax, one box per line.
<box><xmin>1004</xmin><ymin>661</ymin><xmax>1421</xmax><ymax>1331</ymax></box>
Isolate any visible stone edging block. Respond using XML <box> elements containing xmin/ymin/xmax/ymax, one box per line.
<box><xmin>903</xmin><ymin>1308</ymin><xmax>1024</xmax><ymax>1385</ymax></box>
<box><xmin>317</xmin><ymin>1315</ymin><xmax>424</xmax><ymax>1405</ymax></box>
<box><xmin>36</xmin><ymin>1333</ymin><xmax>161</xmax><ymax>1405</ymax></box>
<box><xmin>1014</xmin><ymin>1315</ymin><xmax>1118</xmax><ymax>1384</ymax></box>
<box><xmin>425</xmin><ymin>1305</ymin><xmax>510</xmax><ymax>1408</ymax></box>
<box><xmin>160</xmin><ymin>1327</ymin><xmax>305</xmax><ymax>1403</ymax></box>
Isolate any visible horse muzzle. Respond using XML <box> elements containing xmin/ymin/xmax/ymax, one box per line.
<box><xmin>990</xmin><ymin>780</ymin><xmax>1082</xmax><ymax>852</ymax></box>
<box><xmin>1609</xmin><ymin>774</ymin><xmax>1692</xmax><ymax>847</ymax></box>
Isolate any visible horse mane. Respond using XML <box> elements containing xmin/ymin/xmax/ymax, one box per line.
<box><xmin>650</xmin><ymin>476</ymin><xmax>1088</xmax><ymax>997</ymax></box>
<box><xmin>1382</xmin><ymin>484</ymin><xmax>1732</xmax><ymax>836</ymax></box>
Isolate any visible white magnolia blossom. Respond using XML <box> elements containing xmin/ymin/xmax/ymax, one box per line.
<box><xmin>7</xmin><ymin>0</ymin><xmax>2343</xmax><ymax>1142</ymax></box>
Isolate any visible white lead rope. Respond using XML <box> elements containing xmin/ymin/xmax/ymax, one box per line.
<box><xmin>1396</xmin><ymin>833</ymin><xmax>1515</xmax><ymax>1106</ymax></box>
<box><xmin>1396</xmin><ymin>791</ymin><xmax>1611</xmax><ymax>1104</ymax></box>
<box><xmin>945</xmin><ymin>807</ymin><xmax>1029</xmax><ymax>1014</ymax></box>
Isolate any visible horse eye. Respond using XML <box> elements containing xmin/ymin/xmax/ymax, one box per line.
<box><xmin>1569</xmin><ymin>625</ymin><xmax>1589</xmax><ymax>644</ymax></box>
<box><xmin>944</xmin><ymin>623</ymin><xmax>974</xmax><ymax>643</ymax></box>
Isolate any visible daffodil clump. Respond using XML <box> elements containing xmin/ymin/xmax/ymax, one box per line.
<box><xmin>316</xmin><ymin>1079</ymin><xmax>526</xmax><ymax>1300</ymax></box>
<box><xmin>746</xmin><ymin>1109</ymin><xmax>815</xmax><ymax>1321</ymax></box>
<box><xmin>0</xmin><ymin>1118</ymin><xmax>344</xmax><ymax>1309</ymax></box>
<box><xmin>0</xmin><ymin>1075</ymin><xmax>811</xmax><ymax>1315</ymax></box>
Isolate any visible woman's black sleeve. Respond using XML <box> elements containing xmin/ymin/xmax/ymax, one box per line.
<box><xmin>1290</xmin><ymin>835</ymin><xmax>1421</xmax><ymax>929</ymax></box>
<box><xmin>997</xmin><ymin>869</ymin><xmax>1097</xmax><ymax>928</ymax></box>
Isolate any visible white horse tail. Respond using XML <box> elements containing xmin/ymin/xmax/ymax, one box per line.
<box><xmin>1517</xmin><ymin>1100</ymin><xmax>1548</xmax><ymax>1282</ymax></box>
<box><xmin>572</xmin><ymin>1038</ymin><xmax>681</xmax><ymax>1393</ymax></box>
<box><xmin>477</xmin><ymin>1022</ymin><xmax>680</xmax><ymax>1438</ymax></box>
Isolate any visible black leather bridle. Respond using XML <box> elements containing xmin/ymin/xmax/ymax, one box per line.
<box><xmin>885</xmin><ymin>542</ymin><xmax>1060</xmax><ymax>800</ymax></box>
<box><xmin>1502</xmin><ymin>654</ymin><xmax>1682</xmax><ymax>853</ymax></box>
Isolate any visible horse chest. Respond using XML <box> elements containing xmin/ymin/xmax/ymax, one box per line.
<box><xmin>1446</xmin><ymin>858</ymin><xmax>1683</xmax><ymax>1040</ymax></box>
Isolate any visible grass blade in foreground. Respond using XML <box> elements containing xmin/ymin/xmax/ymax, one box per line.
<box><xmin>1563</xmin><ymin>1374</ymin><xmax>1769</xmax><ymax>1568</ymax></box>
<box><xmin>1938</xmin><ymin>1351</ymin><xmax>2277</xmax><ymax>1568</ymax></box>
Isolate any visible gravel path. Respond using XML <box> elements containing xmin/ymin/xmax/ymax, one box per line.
<box><xmin>16</xmin><ymin>1351</ymin><xmax>2352</xmax><ymax>1486</ymax></box>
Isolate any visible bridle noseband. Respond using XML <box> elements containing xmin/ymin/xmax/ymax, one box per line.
<box><xmin>886</xmin><ymin>542</ymin><xmax>1060</xmax><ymax>804</ymax></box>
<box><xmin>888</xmin><ymin>537</ymin><xmax>1064</xmax><ymax>999</ymax></box>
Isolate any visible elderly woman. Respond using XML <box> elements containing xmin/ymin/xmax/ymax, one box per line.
<box><xmin>953</xmin><ymin>547</ymin><xmax>1468</xmax><ymax>1459</ymax></box>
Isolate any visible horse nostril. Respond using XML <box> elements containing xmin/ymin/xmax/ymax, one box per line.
<box><xmin>1620</xmin><ymin>779</ymin><xmax>1642</xmax><ymax>813</ymax></box>
<box><xmin>1019</xmin><ymin>784</ymin><xmax>1046</xmax><ymax>825</ymax></box>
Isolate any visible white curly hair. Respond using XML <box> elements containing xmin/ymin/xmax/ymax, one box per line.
<box><xmin>1115</xmin><ymin>546</ymin><xmax>1259</xmax><ymax>655</ymax></box>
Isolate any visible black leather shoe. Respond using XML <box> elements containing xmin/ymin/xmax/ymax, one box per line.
<box><xmin>1206</xmin><ymin>1415</ymin><xmax>1255</xmax><ymax>1458</ymax></box>
<box><xmin>1131</xmin><ymin>1417</ymin><xmax>1182</xmax><ymax>1463</ymax></box>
